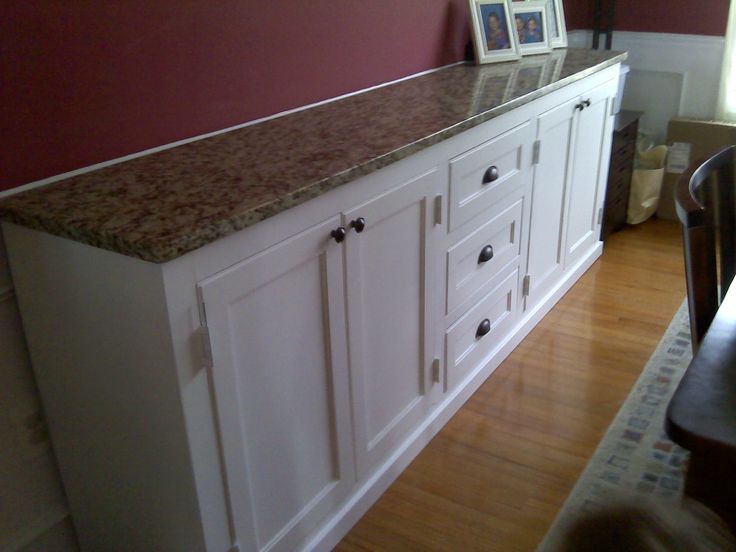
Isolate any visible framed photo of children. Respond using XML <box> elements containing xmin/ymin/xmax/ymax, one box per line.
<box><xmin>536</xmin><ymin>0</ymin><xmax>567</xmax><ymax>48</ymax></box>
<box><xmin>511</xmin><ymin>1</ymin><xmax>551</xmax><ymax>56</ymax></box>
<box><xmin>468</xmin><ymin>0</ymin><xmax>521</xmax><ymax>65</ymax></box>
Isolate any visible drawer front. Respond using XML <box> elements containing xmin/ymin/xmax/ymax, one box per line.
<box><xmin>612</xmin><ymin>122</ymin><xmax>637</xmax><ymax>153</ymax></box>
<box><xmin>445</xmin><ymin>268</ymin><xmax>519</xmax><ymax>391</ymax></box>
<box><xmin>446</xmin><ymin>195</ymin><xmax>523</xmax><ymax>317</ymax></box>
<box><xmin>610</xmin><ymin>156</ymin><xmax>634</xmax><ymax>179</ymax></box>
<box><xmin>607</xmin><ymin>171</ymin><xmax>631</xmax><ymax>201</ymax></box>
<box><xmin>602</xmin><ymin>193</ymin><xmax>628</xmax><ymax>236</ymax></box>
<box><xmin>611</xmin><ymin>141</ymin><xmax>636</xmax><ymax>167</ymax></box>
<box><xmin>448</xmin><ymin>121</ymin><xmax>533</xmax><ymax>231</ymax></box>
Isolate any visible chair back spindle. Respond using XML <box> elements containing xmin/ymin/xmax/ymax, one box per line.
<box><xmin>676</xmin><ymin>145</ymin><xmax>736</xmax><ymax>351</ymax></box>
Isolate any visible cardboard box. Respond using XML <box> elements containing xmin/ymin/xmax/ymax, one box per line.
<box><xmin>657</xmin><ymin>118</ymin><xmax>736</xmax><ymax>220</ymax></box>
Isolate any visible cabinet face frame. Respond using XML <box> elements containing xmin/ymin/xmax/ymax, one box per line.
<box><xmin>197</xmin><ymin>215</ymin><xmax>355</xmax><ymax>552</ymax></box>
<box><xmin>343</xmin><ymin>168</ymin><xmax>443</xmax><ymax>478</ymax></box>
<box><xmin>524</xmin><ymin>96</ymin><xmax>578</xmax><ymax>311</ymax></box>
<box><xmin>564</xmin><ymin>80</ymin><xmax>617</xmax><ymax>268</ymax></box>
<box><xmin>524</xmin><ymin>75</ymin><xmax>618</xmax><ymax>312</ymax></box>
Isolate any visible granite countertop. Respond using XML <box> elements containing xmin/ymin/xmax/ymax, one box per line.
<box><xmin>0</xmin><ymin>48</ymin><xmax>626</xmax><ymax>263</ymax></box>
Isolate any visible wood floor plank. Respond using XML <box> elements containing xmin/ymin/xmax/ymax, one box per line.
<box><xmin>336</xmin><ymin>218</ymin><xmax>684</xmax><ymax>551</ymax></box>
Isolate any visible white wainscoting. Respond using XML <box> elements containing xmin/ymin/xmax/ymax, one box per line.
<box><xmin>568</xmin><ymin>30</ymin><xmax>725</xmax><ymax>142</ymax></box>
<box><xmin>0</xmin><ymin>233</ymin><xmax>78</xmax><ymax>552</ymax></box>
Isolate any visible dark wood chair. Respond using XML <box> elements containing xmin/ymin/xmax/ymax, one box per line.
<box><xmin>675</xmin><ymin>145</ymin><xmax>736</xmax><ymax>352</ymax></box>
<box><xmin>667</xmin><ymin>145</ymin><xmax>736</xmax><ymax>534</ymax></box>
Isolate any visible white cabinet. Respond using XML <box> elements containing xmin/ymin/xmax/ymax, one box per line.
<box><xmin>565</xmin><ymin>82</ymin><xmax>616</xmax><ymax>267</ymax></box>
<box><xmin>525</xmin><ymin>97</ymin><xmax>577</xmax><ymax>311</ymax></box>
<box><xmin>445</xmin><ymin>267</ymin><xmax>519</xmax><ymax>391</ymax></box>
<box><xmin>525</xmin><ymin>78</ymin><xmax>617</xmax><ymax>311</ymax></box>
<box><xmin>198</xmin><ymin>166</ymin><xmax>444</xmax><ymax>549</ymax></box>
<box><xmin>443</xmin><ymin>115</ymin><xmax>534</xmax><ymax>393</ymax></box>
<box><xmin>448</xmin><ymin>121</ymin><xmax>532</xmax><ymax>232</ymax></box>
<box><xmin>343</xmin><ymin>169</ymin><xmax>442</xmax><ymax>477</ymax></box>
<box><xmin>197</xmin><ymin>217</ymin><xmax>355</xmax><ymax>552</ymax></box>
<box><xmin>2</xmin><ymin>63</ymin><xmax>621</xmax><ymax>552</ymax></box>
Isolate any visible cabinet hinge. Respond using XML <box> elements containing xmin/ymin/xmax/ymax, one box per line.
<box><xmin>434</xmin><ymin>195</ymin><xmax>443</xmax><ymax>226</ymax></box>
<box><xmin>597</xmin><ymin>206</ymin><xmax>604</xmax><ymax>225</ymax></box>
<box><xmin>196</xmin><ymin>294</ymin><xmax>214</xmax><ymax>369</ymax></box>
<box><xmin>532</xmin><ymin>140</ymin><xmax>541</xmax><ymax>165</ymax></box>
<box><xmin>196</xmin><ymin>326</ymin><xmax>214</xmax><ymax>369</ymax></box>
<box><xmin>610</xmin><ymin>100</ymin><xmax>616</xmax><ymax>116</ymax></box>
<box><xmin>522</xmin><ymin>275</ymin><xmax>531</xmax><ymax>297</ymax></box>
<box><xmin>431</xmin><ymin>358</ymin><xmax>441</xmax><ymax>383</ymax></box>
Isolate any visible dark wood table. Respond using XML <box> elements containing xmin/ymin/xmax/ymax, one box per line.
<box><xmin>666</xmin><ymin>285</ymin><xmax>736</xmax><ymax>532</ymax></box>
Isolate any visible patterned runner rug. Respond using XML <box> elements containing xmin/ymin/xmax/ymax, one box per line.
<box><xmin>537</xmin><ymin>299</ymin><xmax>692</xmax><ymax>551</ymax></box>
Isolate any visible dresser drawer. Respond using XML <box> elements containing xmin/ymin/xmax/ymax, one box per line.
<box><xmin>611</xmin><ymin>140</ymin><xmax>636</xmax><ymax>165</ymax></box>
<box><xmin>445</xmin><ymin>268</ymin><xmax>519</xmax><ymax>391</ymax></box>
<box><xmin>448</xmin><ymin>121</ymin><xmax>533</xmax><ymax>231</ymax></box>
<box><xmin>446</xmin><ymin>195</ymin><xmax>523</xmax><ymax>317</ymax></box>
<box><xmin>607</xmin><ymin>169</ymin><xmax>632</xmax><ymax>199</ymax></box>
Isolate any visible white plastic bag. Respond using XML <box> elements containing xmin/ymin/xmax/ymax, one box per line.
<box><xmin>627</xmin><ymin>145</ymin><xmax>668</xmax><ymax>224</ymax></box>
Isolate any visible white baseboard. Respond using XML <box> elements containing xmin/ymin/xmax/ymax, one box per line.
<box><xmin>305</xmin><ymin>243</ymin><xmax>603</xmax><ymax>552</ymax></box>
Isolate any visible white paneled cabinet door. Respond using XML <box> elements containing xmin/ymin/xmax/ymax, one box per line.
<box><xmin>565</xmin><ymin>82</ymin><xmax>615</xmax><ymax>267</ymax></box>
<box><xmin>344</xmin><ymin>168</ymin><xmax>442</xmax><ymax>477</ymax></box>
<box><xmin>524</xmin><ymin>97</ymin><xmax>577</xmax><ymax>311</ymax></box>
<box><xmin>197</xmin><ymin>216</ymin><xmax>355</xmax><ymax>552</ymax></box>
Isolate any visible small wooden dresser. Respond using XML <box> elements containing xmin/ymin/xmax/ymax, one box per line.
<box><xmin>601</xmin><ymin>110</ymin><xmax>642</xmax><ymax>240</ymax></box>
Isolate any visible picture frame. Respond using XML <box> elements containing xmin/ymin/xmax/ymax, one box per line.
<box><xmin>468</xmin><ymin>0</ymin><xmax>521</xmax><ymax>65</ymax></box>
<box><xmin>535</xmin><ymin>0</ymin><xmax>568</xmax><ymax>48</ymax></box>
<box><xmin>511</xmin><ymin>1</ymin><xmax>551</xmax><ymax>56</ymax></box>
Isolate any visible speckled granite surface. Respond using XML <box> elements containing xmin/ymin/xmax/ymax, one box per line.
<box><xmin>0</xmin><ymin>48</ymin><xmax>626</xmax><ymax>263</ymax></box>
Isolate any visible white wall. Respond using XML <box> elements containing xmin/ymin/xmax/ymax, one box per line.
<box><xmin>568</xmin><ymin>30</ymin><xmax>725</xmax><ymax>143</ymax></box>
<box><xmin>0</xmin><ymin>231</ymin><xmax>78</xmax><ymax>552</ymax></box>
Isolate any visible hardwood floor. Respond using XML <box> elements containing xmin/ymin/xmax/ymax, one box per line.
<box><xmin>336</xmin><ymin>218</ymin><xmax>685</xmax><ymax>552</ymax></box>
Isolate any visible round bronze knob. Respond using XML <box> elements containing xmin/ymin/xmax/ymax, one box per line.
<box><xmin>350</xmin><ymin>217</ymin><xmax>366</xmax><ymax>233</ymax></box>
<box><xmin>331</xmin><ymin>227</ymin><xmax>347</xmax><ymax>243</ymax></box>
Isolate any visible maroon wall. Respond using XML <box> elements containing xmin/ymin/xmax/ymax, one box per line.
<box><xmin>563</xmin><ymin>0</ymin><xmax>728</xmax><ymax>36</ymax></box>
<box><xmin>0</xmin><ymin>1</ymin><xmax>470</xmax><ymax>190</ymax></box>
<box><xmin>562</xmin><ymin>0</ymin><xmax>592</xmax><ymax>31</ymax></box>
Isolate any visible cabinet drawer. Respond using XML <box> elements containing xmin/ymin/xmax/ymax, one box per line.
<box><xmin>445</xmin><ymin>268</ymin><xmax>519</xmax><ymax>391</ymax></box>
<box><xmin>446</xmin><ymin>195</ymin><xmax>523</xmax><ymax>317</ymax></box>
<box><xmin>448</xmin><ymin>121</ymin><xmax>533</xmax><ymax>231</ymax></box>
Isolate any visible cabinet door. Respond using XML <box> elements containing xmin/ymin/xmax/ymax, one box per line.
<box><xmin>344</xmin><ymin>168</ymin><xmax>441</xmax><ymax>477</ymax></box>
<box><xmin>565</xmin><ymin>83</ymin><xmax>615</xmax><ymax>267</ymax></box>
<box><xmin>525</xmin><ymin>97</ymin><xmax>577</xmax><ymax>311</ymax></box>
<box><xmin>198</xmin><ymin>217</ymin><xmax>354</xmax><ymax>552</ymax></box>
